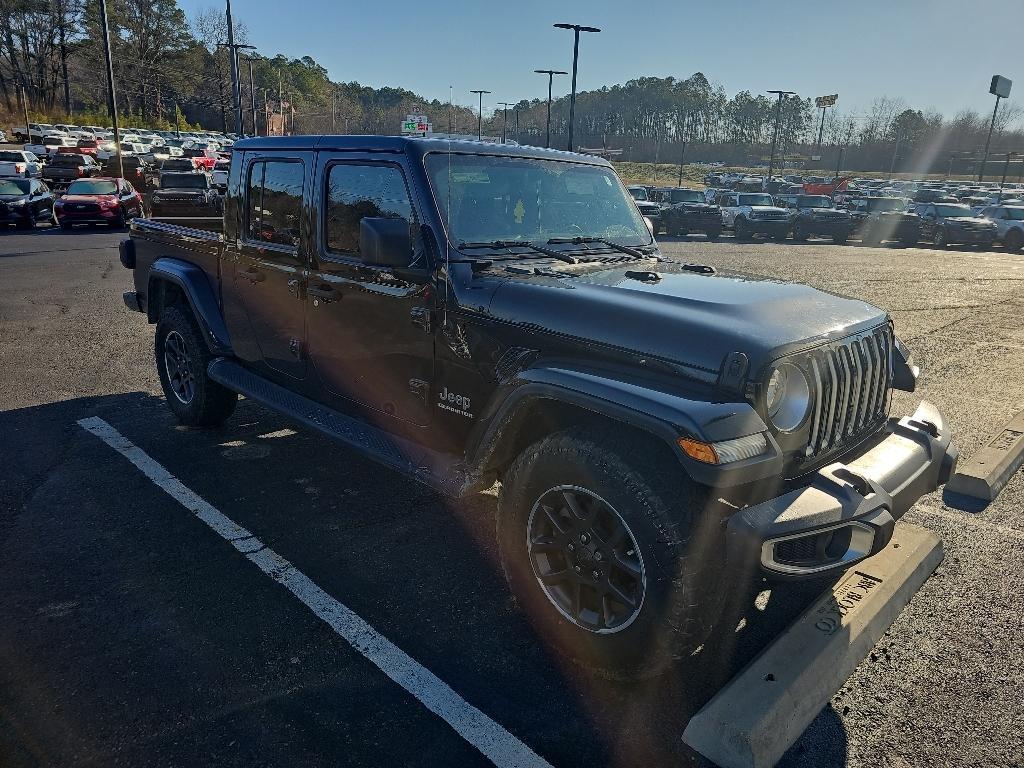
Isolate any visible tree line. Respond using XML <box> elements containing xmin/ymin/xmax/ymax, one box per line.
<box><xmin>2</xmin><ymin>0</ymin><xmax>1022</xmax><ymax>174</ymax></box>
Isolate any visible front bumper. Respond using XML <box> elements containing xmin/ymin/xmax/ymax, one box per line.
<box><xmin>0</xmin><ymin>206</ymin><xmax>32</xmax><ymax>222</ymax></box>
<box><xmin>802</xmin><ymin>218</ymin><xmax>853</xmax><ymax>236</ymax></box>
<box><xmin>947</xmin><ymin>228</ymin><xmax>996</xmax><ymax>245</ymax></box>
<box><xmin>726</xmin><ymin>401</ymin><xmax>957</xmax><ymax>581</ymax></box>
<box><xmin>747</xmin><ymin>219</ymin><xmax>790</xmax><ymax>234</ymax></box>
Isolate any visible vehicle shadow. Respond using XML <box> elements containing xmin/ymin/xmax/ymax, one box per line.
<box><xmin>0</xmin><ymin>391</ymin><xmax>851</xmax><ymax>768</ymax></box>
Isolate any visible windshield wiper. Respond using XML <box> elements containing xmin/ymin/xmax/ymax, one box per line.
<box><xmin>546</xmin><ymin>236</ymin><xmax>652</xmax><ymax>259</ymax></box>
<box><xmin>457</xmin><ymin>240</ymin><xmax>578</xmax><ymax>264</ymax></box>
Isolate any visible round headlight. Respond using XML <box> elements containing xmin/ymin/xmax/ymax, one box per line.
<box><xmin>765</xmin><ymin>362</ymin><xmax>811</xmax><ymax>432</ymax></box>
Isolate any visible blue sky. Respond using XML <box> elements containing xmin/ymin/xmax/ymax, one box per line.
<box><xmin>184</xmin><ymin>0</ymin><xmax>1024</xmax><ymax>118</ymax></box>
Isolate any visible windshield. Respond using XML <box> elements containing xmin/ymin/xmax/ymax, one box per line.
<box><xmin>0</xmin><ymin>179</ymin><xmax>30</xmax><ymax>194</ymax></box>
<box><xmin>669</xmin><ymin>189</ymin><xmax>704</xmax><ymax>203</ymax></box>
<box><xmin>66</xmin><ymin>180</ymin><xmax>117</xmax><ymax>195</ymax></box>
<box><xmin>738</xmin><ymin>193</ymin><xmax>774</xmax><ymax>206</ymax></box>
<box><xmin>0</xmin><ymin>151</ymin><xmax>26</xmax><ymax>161</ymax></box>
<box><xmin>627</xmin><ymin>187</ymin><xmax>648</xmax><ymax>201</ymax></box>
<box><xmin>426</xmin><ymin>153</ymin><xmax>651</xmax><ymax>248</ymax></box>
<box><xmin>1003</xmin><ymin>207</ymin><xmax>1024</xmax><ymax>220</ymax></box>
<box><xmin>866</xmin><ymin>198</ymin><xmax>906</xmax><ymax>212</ymax></box>
<box><xmin>161</xmin><ymin>174</ymin><xmax>208</xmax><ymax>189</ymax></box>
<box><xmin>935</xmin><ymin>204</ymin><xmax>972</xmax><ymax>217</ymax></box>
<box><xmin>797</xmin><ymin>195</ymin><xmax>832</xmax><ymax>208</ymax></box>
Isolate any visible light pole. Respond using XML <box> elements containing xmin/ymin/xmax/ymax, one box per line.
<box><xmin>534</xmin><ymin>69</ymin><xmax>567</xmax><ymax>149</ymax></box>
<box><xmin>888</xmin><ymin>132</ymin><xmax>903</xmax><ymax>180</ymax></box>
<box><xmin>248</xmin><ymin>57</ymin><xmax>257</xmax><ymax>136</ymax></box>
<box><xmin>470</xmin><ymin>89</ymin><xmax>490</xmax><ymax>140</ymax></box>
<box><xmin>1000</xmin><ymin>152</ymin><xmax>1016</xmax><ymax>192</ymax></box>
<box><xmin>218</xmin><ymin>41</ymin><xmax>256</xmax><ymax>134</ymax></box>
<box><xmin>677</xmin><ymin>111</ymin><xmax>689</xmax><ymax>187</ymax></box>
<box><xmin>98</xmin><ymin>0</ymin><xmax>123</xmax><ymax>179</ymax></box>
<box><xmin>554</xmin><ymin>23</ymin><xmax>600</xmax><ymax>152</ymax></box>
<box><xmin>224</xmin><ymin>0</ymin><xmax>243</xmax><ymax>135</ymax></box>
<box><xmin>981</xmin><ymin>75</ymin><xmax>1012</xmax><ymax>182</ymax></box>
<box><xmin>498</xmin><ymin>101</ymin><xmax>515</xmax><ymax>143</ymax></box>
<box><xmin>766</xmin><ymin>90</ymin><xmax>795</xmax><ymax>190</ymax></box>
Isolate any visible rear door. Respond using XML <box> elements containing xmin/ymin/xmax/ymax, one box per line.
<box><xmin>305</xmin><ymin>153</ymin><xmax>435</xmax><ymax>428</ymax></box>
<box><xmin>228</xmin><ymin>152</ymin><xmax>312</xmax><ymax>381</ymax></box>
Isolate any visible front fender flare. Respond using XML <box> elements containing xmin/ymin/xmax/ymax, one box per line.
<box><xmin>147</xmin><ymin>257</ymin><xmax>232</xmax><ymax>355</ymax></box>
<box><xmin>467</xmin><ymin>365</ymin><xmax>782</xmax><ymax>488</ymax></box>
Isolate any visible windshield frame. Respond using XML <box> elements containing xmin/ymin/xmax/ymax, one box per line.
<box><xmin>423</xmin><ymin>151</ymin><xmax>654</xmax><ymax>253</ymax></box>
<box><xmin>160</xmin><ymin>173</ymin><xmax>210</xmax><ymax>189</ymax></box>
<box><xmin>738</xmin><ymin>193</ymin><xmax>775</xmax><ymax>207</ymax></box>
<box><xmin>65</xmin><ymin>180</ymin><xmax>118</xmax><ymax>195</ymax></box>
<box><xmin>934</xmin><ymin>204</ymin><xmax>973</xmax><ymax>217</ymax></box>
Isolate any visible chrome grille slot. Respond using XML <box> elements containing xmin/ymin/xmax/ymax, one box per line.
<box><xmin>801</xmin><ymin>326</ymin><xmax>892</xmax><ymax>458</ymax></box>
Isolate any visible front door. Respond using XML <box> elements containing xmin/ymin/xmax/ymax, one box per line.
<box><xmin>232</xmin><ymin>154</ymin><xmax>311</xmax><ymax>380</ymax></box>
<box><xmin>306</xmin><ymin>156</ymin><xmax>434</xmax><ymax>429</ymax></box>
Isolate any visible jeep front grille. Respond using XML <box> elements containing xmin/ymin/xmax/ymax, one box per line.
<box><xmin>804</xmin><ymin>326</ymin><xmax>892</xmax><ymax>457</ymax></box>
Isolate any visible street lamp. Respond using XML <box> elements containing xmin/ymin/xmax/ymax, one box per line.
<box><xmin>497</xmin><ymin>101</ymin><xmax>515</xmax><ymax>143</ymax></box>
<box><xmin>534</xmin><ymin>69</ymin><xmax>567</xmax><ymax>149</ymax></box>
<box><xmin>980</xmin><ymin>75</ymin><xmax>1013</xmax><ymax>182</ymax></box>
<box><xmin>553</xmin><ymin>23</ymin><xmax>600</xmax><ymax>152</ymax></box>
<box><xmin>766</xmin><ymin>90</ymin><xmax>796</xmax><ymax>190</ymax></box>
<box><xmin>470</xmin><ymin>89</ymin><xmax>490</xmax><ymax>140</ymax></box>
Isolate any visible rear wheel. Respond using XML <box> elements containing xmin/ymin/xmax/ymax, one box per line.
<box><xmin>15</xmin><ymin>213</ymin><xmax>35</xmax><ymax>230</ymax></box>
<box><xmin>155</xmin><ymin>306</ymin><xmax>237</xmax><ymax>427</ymax></box>
<box><xmin>498</xmin><ymin>426</ymin><xmax>725</xmax><ymax>679</ymax></box>
<box><xmin>734</xmin><ymin>218</ymin><xmax>751</xmax><ymax>241</ymax></box>
<box><xmin>793</xmin><ymin>223</ymin><xmax>809</xmax><ymax>241</ymax></box>
<box><xmin>1004</xmin><ymin>228</ymin><xmax>1023</xmax><ymax>252</ymax></box>
<box><xmin>705</xmin><ymin>227</ymin><xmax>721</xmax><ymax>241</ymax></box>
<box><xmin>832</xmin><ymin>232</ymin><xmax>849</xmax><ymax>244</ymax></box>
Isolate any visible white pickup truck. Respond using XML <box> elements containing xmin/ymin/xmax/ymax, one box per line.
<box><xmin>0</xmin><ymin>150</ymin><xmax>44</xmax><ymax>178</ymax></box>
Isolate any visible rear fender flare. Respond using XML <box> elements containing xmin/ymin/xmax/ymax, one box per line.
<box><xmin>147</xmin><ymin>257</ymin><xmax>232</xmax><ymax>355</ymax></box>
<box><xmin>467</xmin><ymin>365</ymin><xmax>781</xmax><ymax>487</ymax></box>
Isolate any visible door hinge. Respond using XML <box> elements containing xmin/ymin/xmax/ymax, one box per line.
<box><xmin>409</xmin><ymin>378</ymin><xmax>430</xmax><ymax>405</ymax></box>
<box><xmin>410</xmin><ymin>306</ymin><xmax>433</xmax><ymax>333</ymax></box>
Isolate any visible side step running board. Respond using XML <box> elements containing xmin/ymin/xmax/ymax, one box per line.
<box><xmin>207</xmin><ymin>358</ymin><xmax>478</xmax><ymax>498</ymax></box>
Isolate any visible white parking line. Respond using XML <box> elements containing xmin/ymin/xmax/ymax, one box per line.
<box><xmin>77</xmin><ymin>416</ymin><xmax>552</xmax><ymax>768</ymax></box>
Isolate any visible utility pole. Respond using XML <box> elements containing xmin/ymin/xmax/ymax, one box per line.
<box><xmin>224</xmin><ymin>0</ymin><xmax>242</xmax><ymax>134</ymax></box>
<box><xmin>278</xmin><ymin>70</ymin><xmax>284</xmax><ymax>136</ymax></box>
<box><xmin>677</xmin><ymin>112</ymin><xmax>688</xmax><ymax>187</ymax></box>
<box><xmin>57</xmin><ymin>0</ymin><xmax>71</xmax><ymax>115</ymax></box>
<box><xmin>534</xmin><ymin>69</ymin><xmax>566</xmax><ymax>149</ymax></box>
<box><xmin>174</xmin><ymin>101</ymin><xmax>181</xmax><ymax>137</ymax></box>
<box><xmin>1000</xmin><ymin>152</ymin><xmax>1016</xmax><ymax>191</ymax></box>
<box><xmin>498</xmin><ymin>101</ymin><xmax>514</xmax><ymax>143</ymax></box>
<box><xmin>888</xmin><ymin>132</ymin><xmax>902</xmax><ymax>179</ymax></box>
<box><xmin>19</xmin><ymin>86</ymin><xmax>29</xmax><ymax>144</ymax></box>
<box><xmin>554</xmin><ymin>24</ymin><xmax>600</xmax><ymax>152</ymax></box>
<box><xmin>766</xmin><ymin>90</ymin><xmax>795</xmax><ymax>191</ymax></box>
<box><xmin>98</xmin><ymin>0</ymin><xmax>123</xmax><ymax>179</ymax></box>
<box><xmin>331</xmin><ymin>89</ymin><xmax>336</xmax><ymax>132</ymax></box>
<box><xmin>470</xmin><ymin>89</ymin><xmax>490</xmax><ymax>140</ymax></box>
<box><xmin>248</xmin><ymin>57</ymin><xmax>257</xmax><ymax>136</ymax></box>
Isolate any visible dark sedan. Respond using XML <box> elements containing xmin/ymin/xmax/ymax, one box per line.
<box><xmin>0</xmin><ymin>178</ymin><xmax>56</xmax><ymax>229</ymax></box>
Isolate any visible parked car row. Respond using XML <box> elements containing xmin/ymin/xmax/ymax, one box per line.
<box><xmin>631</xmin><ymin>182</ymin><xmax>1018</xmax><ymax>249</ymax></box>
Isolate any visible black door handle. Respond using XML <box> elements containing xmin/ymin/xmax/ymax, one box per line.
<box><xmin>239</xmin><ymin>267</ymin><xmax>265</xmax><ymax>283</ymax></box>
<box><xmin>308</xmin><ymin>284</ymin><xmax>339</xmax><ymax>300</ymax></box>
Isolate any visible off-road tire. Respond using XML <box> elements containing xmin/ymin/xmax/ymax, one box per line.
<box><xmin>497</xmin><ymin>425</ymin><xmax>725</xmax><ymax>680</ymax></box>
<box><xmin>705</xmin><ymin>227</ymin><xmax>721</xmax><ymax>241</ymax></box>
<box><xmin>1004</xmin><ymin>228</ymin><xmax>1023</xmax><ymax>252</ymax></box>
<box><xmin>793</xmin><ymin>224</ymin><xmax>809</xmax><ymax>242</ymax></box>
<box><xmin>734</xmin><ymin>218</ymin><xmax>751</xmax><ymax>241</ymax></box>
<box><xmin>155</xmin><ymin>306</ymin><xmax>237</xmax><ymax>427</ymax></box>
<box><xmin>833</xmin><ymin>232</ymin><xmax>849</xmax><ymax>245</ymax></box>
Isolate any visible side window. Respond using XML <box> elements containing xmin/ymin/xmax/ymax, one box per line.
<box><xmin>324</xmin><ymin>163</ymin><xmax>413</xmax><ymax>259</ymax></box>
<box><xmin>247</xmin><ymin>159</ymin><xmax>304</xmax><ymax>249</ymax></box>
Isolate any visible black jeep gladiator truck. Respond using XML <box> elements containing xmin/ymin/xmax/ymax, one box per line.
<box><xmin>656</xmin><ymin>187</ymin><xmax>723</xmax><ymax>239</ymax></box>
<box><xmin>120</xmin><ymin>136</ymin><xmax>957</xmax><ymax>678</ymax></box>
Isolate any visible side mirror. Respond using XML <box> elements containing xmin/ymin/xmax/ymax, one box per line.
<box><xmin>360</xmin><ymin>217</ymin><xmax>413</xmax><ymax>268</ymax></box>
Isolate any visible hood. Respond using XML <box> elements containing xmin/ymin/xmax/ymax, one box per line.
<box><xmin>58</xmin><ymin>194</ymin><xmax>111</xmax><ymax>203</ymax></box>
<box><xmin>748</xmin><ymin>205</ymin><xmax>788</xmax><ymax>214</ymax></box>
<box><xmin>634</xmin><ymin>200</ymin><xmax>659</xmax><ymax>211</ymax></box>
<box><xmin>944</xmin><ymin>216</ymin><xmax>993</xmax><ymax>225</ymax></box>
<box><xmin>0</xmin><ymin>193</ymin><xmax>29</xmax><ymax>202</ymax></box>
<box><xmin>484</xmin><ymin>259</ymin><xmax>886</xmax><ymax>380</ymax></box>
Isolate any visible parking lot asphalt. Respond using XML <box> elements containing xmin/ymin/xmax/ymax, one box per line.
<box><xmin>1</xmin><ymin>227</ymin><xmax>1023</xmax><ymax>767</ymax></box>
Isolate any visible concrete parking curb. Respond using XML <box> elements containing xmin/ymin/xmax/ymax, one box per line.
<box><xmin>682</xmin><ymin>523</ymin><xmax>943</xmax><ymax>768</ymax></box>
<box><xmin>946</xmin><ymin>410</ymin><xmax>1024</xmax><ymax>501</ymax></box>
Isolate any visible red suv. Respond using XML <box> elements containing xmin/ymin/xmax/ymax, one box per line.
<box><xmin>54</xmin><ymin>177</ymin><xmax>145</xmax><ymax>230</ymax></box>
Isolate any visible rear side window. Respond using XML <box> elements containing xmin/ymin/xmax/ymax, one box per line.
<box><xmin>323</xmin><ymin>163</ymin><xmax>413</xmax><ymax>258</ymax></box>
<box><xmin>246</xmin><ymin>159</ymin><xmax>304</xmax><ymax>249</ymax></box>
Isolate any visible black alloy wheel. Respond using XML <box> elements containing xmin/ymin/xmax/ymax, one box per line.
<box><xmin>526</xmin><ymin>485</ymin><xmax>645</xmax><ymax>634</ymax></box>
<box><xmin>162</xmin><ymin>329</ymin><xmax>196</xmax><ymax>405</ymax></box>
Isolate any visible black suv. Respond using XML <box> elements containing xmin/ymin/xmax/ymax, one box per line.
<box><xmin>657</xmin><ymin>187</ymin><xmax>723</xmax><ymax>239</ymax></box>
<box><xmin>776</xmin><ymin>194</ymin><xmax>854</xmax><ymax>244</ymax></box>
<box><xmin>121</xmin><ymin>136</ymin><xmax>957</xmax><ymax>679</ymax></box>
<box><xmin>849</xmin><ymin>197</ymin><xmax>922</xmax><ymax>245</ymax></box>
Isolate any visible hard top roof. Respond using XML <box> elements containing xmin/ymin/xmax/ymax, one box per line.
<box><xmin>231</xmin><ymin>135</ymin><xmax>612</xmax><ymax>166</ymax></box>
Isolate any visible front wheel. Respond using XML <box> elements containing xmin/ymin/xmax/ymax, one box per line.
<box><xmin>705</xmin><ymin>227</ymin><xmax>721</xmax><ymax>241</ymax></box>
<box><xmin>734</xmin><ymin>218</ymin><xmax>751</xmax><ymax>241</ymax></box>
<box><xmin>933</xmin><ymin>228</ymin><xmax>947</xmax><ymax>248</ymax></box>
<box><xmin>155</xmin><ymin>306</ymin><xmax>237</xmax><ymax>427</ymax></box>
<box><xmin>497</xmin><ymin>426</ymin><xmax>724</xmax><ymax>679</ymax></box>
<box><xmin>1004</xmin><ymin>228</ymin><xmax>1024</xmax><ymax>252</ymax></box>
